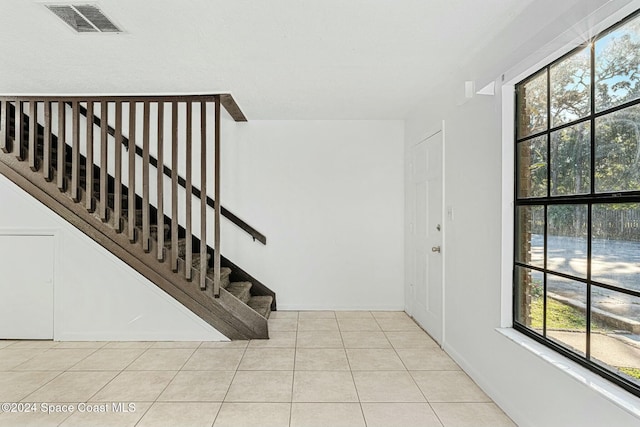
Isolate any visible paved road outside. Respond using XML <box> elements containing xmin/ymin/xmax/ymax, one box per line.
<box><xmin>527</xmin><ymin>234</ymin><xmax>640</xmax><ymax>323</ymax></box>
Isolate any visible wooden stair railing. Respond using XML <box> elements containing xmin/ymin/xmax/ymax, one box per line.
<box><xmin>69</xmin><ymin>101</ymin><xmax>267</xmax><ymax>245</ymax></box>
<box><xmin>0</xmin><ymin>95</ymin><xmax>275</xmax><ymax>339</ymax></box>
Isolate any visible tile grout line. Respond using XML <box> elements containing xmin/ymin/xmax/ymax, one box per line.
<box><xmin>194</xmin><ymin>337</ymin><xmax>217</xmax><ymax>427</ymax></box>
<box><xmin>288</xmin><ymin>311</ymin><xmax>299</xmax><ymax>427</ymax></box>
<box><xmin>153</xmin><ymin>346</ymin><xmax>200</xmax><ymax>401</ymax></box>
<box><xmin>132</xmin><ymin>344</ymin><xmax>201</xmax><ymax>427</ymax></box>
<box><xmin>381</xmin><ymin>316</ymin><xmax>447</xmax><ymax>427</ymax></box>
<box><xmin>54</xmin><ymin>343</ymin><xmax>103</xmax><ymax>427</ymax></box>
<box><xmin>17</xmin><ymin>343</ymin><xmax>102</xmax><ymax>405</ymax></box>
<box><xmin>13</xmin><ymin>343</ymin><xmax>104</xmax><ymax>427</ymax></box>
<box><xmin>83</xmin><ymin>343</ymin><xmax>153</xmax><ymax>404</ymax></box>
<box><xmin>56</xmin><ymin>343</ymin><xmax>107</xmax><ymax>427</ymax></box>
<box><xmin>374</xmin><ymin>313</ymin><xmax>442</xmax><ymax>424</ymax></box>
<box><xmin>338</xmin><ymin>311</ymin><xmax>368</xmax><ymax>427</ymax></box>
<box><xmin>210</xmin><ymin>336</ymin><xmax>250</xmax><ymax>426</ymax></box>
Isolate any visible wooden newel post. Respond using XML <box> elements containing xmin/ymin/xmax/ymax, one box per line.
<box><xmin>213</xmin><ymin>96</ymin><xmax>221</xmax><ymax>298</ymax></box>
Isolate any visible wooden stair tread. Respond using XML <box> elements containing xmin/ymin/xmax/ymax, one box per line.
<box><xmin>226</xmin><ymin>281</ymin><xmax>252</xmax><ymax>304</ymax></box>
<box><xmin>206</xmin><ymin>266</ymin><xmax>231</xmax><ymax>289</ymax></box>
<box><xmin>190</xmin><ymin>252</ymin><xmax>211</xmax><ymax>270</ymax></box>
<box><xmin>247</xmin><ymin>296</ymin><xmax>273</xmax><ymax>318</ymax></box>
<box><xmin>247</xmin><ymin>295</ymin><xmax>273</xmax><ymax>319</ymax></box>
<box><xmin>166</xmin><ymin>238</ymin><xmax>189</xmax><ymax>258</ymax></box>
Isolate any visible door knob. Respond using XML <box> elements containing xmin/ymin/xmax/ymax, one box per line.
<box><xmin>431</xmin><ymin>246</ymin><xmax>441</xmax><ymax>253</ymax></box>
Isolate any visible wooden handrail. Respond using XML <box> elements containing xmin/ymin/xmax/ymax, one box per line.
<box><xmin>64</xmin><ymin>98</ymin><xmax>267</xmax><ymax>245</ymax></box>
<box><xmin>2</xmin><ymin>95</ymin><xmax>245</xmax><ymax>112</ymax></box>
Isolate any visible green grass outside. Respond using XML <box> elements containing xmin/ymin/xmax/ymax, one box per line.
<box><xmin>528</xmin><ymin>295</ymin><xmax>640</xmax><ymax>381</ymax></box>
<box><xmin>529</xmin><ymin>296</ymin><xmax>604</xmax><ymax>331</ymax></box>
<box><xmin>618</xmin><ymin>367</ymin><xmax>640</xmax><ymax>381</ymax></box>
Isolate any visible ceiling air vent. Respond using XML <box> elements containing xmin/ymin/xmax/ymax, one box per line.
<box><xmin>46</xmin><ymin>4</ymin><xmax>122</xmax><ymax>33</ymax></box>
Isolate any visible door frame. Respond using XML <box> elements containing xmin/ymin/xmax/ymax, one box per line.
<box><xmin>0</xmin><ymin>228</ymin><xmax>59</xmax><ymax>339</ymax></box>
<box><xmin>406</xmin><ymin>121</ymin><xmax>446</xmax><ymax>346</ymax></box>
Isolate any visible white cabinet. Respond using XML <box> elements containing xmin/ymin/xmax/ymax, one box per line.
<box><xmin>0</xmin><ymin>234</ymin><xmax>55</xmax><ymax>339</ymax></box>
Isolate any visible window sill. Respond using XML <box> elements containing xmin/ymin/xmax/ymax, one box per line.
<box><xmin>496</xmin><ymin>327</ymin><xmax>640</xmax><ymax>419</ymax></box>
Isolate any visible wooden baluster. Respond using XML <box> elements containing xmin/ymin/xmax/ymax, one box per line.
<box><xmin>70</xmin><ymin>101</ymin><xmax>80</xmax><ymax>201</ymax></box>
<box><xmin>28</xmin><ymin>101</ymin><xmax>37</xmax><ymax>171</ymax></box>
<box><xmin>85</xmin><ymin>101</ymin><xmax>94</xmax><ymax>210</ymax></box>
<box><xmin>57</xmin><ymin>101</ymin><xmax>65</xmax><ymax>191</ymax></box>
<box><xmin>43</xmin><ymin>102</ymin><xmax>52</xmax><ymax>181</ymax></box>
<box><xmin>156</xmin><ymin>102</ymin><xmax>165</xmax><ymax>261</ymax></box>
<box><xmin>99</xmin><ymin>101</ymin><xmax>108</xmax><ymax>221</ymax></box>
<box><xmin>171</xmin><ymin>101</ymin><xmax>179</xmax><ymax>272</ymax></box>
<box><xmin>114</xmin><ymin>101</ymin><xmax>123</xmax><ymax>232</ymax></box>
<box><xmin>0</xmin><ymin>100</ymin><xmax>8</xmax><ymax>153</ymax></box>
<box><xmin>213</xmin><ymin>97</ymin><xmax>221</xmax><ymax>297</ymax></box>
<box><xmin>142</xmin><ymin>101</ymin><xmax>151</xmax><ymax>252</ymax></box>
<box><xmin>16</xmin><ymin>101</ymin><xmax>24</xmax><ymax>161</ymax></box>
<box><xmin>128</xmin><ymin>102</ymin><xmax>137</xmax><ymax>242</ymax></box>
<box><xmin>185</xmin><ymin>102</ymin><xmax>193</xmax><ymax>280</ymax></box>
<box><xmin>200</xmin><ymin>101</ymin><xmax>208</xmax><ymax>290</ymax></box>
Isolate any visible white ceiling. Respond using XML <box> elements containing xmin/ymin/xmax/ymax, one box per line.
<box><xmin>0</xmin><ymin>0</ymin><xmax>615</xmax><ymax>119</ymax></box>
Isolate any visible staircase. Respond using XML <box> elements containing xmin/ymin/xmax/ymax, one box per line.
<box><xmin>0</xmin><ymin>95</ymin><xmax>275</xmax><ymax>340</ymax></box>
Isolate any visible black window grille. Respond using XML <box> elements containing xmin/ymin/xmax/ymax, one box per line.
<box><xmin>514</xmin><ymin>9</ymin><xmax>640</xmax><ymax>398</ymax></box>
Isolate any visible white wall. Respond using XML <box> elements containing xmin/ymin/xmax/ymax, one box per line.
<box><xmin>408</xmin><ymin>93</ymin><xmax>639</xmax><ymax>427</ymax></box>
<box><xmin>0</xmin><ymin>174</ymin><xmax>227</xmax><ymax>341</ymax></box>
<box><xmin>219</xmin><ymin>120</ymin><xmax>405</xmax><ymax>310</ymax></box>
<box><xmin>403</xmin><ymin>1</ymin><xmax>640</xmax><ymax>426</ymax></box>
<box><xmin>0</xmin><ymin>115</ymin><xmax>403</xmax><ymax>341</ymax></box>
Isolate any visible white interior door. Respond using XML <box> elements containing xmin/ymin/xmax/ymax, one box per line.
<box><xmin>410</xmin><ymin>131</ymin><xmax>444</xmax><ymax>344</ymax></box>
<box><xmin>0</xmin><ymin>234</ymin><xmax>55</xmax><ymax>339</ymax></box>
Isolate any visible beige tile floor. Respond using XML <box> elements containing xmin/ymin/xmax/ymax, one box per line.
<box><xmin>0</xmin><ymin>311</ymin><xmax>516</xmax><ymax>427</ymax></box>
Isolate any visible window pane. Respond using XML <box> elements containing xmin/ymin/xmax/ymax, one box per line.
<box><xmin>590</xmin><ymin>286</ymin><xmax>640</xmax><ymax>387</ymax></box>
<box><xmin>550</xmin><ymin>122</ymin><xmax>591</xmax><ymax>196</ymax></box>
<box><xmin>546</xmin><ymin>274</ymin><xmax>587</xmax><ymax>355</ymax></box>
<box><xmin>516</xmin><ymin>205</ymin><xmax>544</xmax><ymax>268</ymax></box>
<box><xmin>592</xmin><ymin>203</ymin><xmax>640</xmax><ymax>292</ymax></box>
<box><xmin>548</xmin><ymin>204</ymin><xmax>588</xmax><ymax>278</ymax></box>
<box><xmin>517</xmin><ymin>71</ymin><xmax>548</xmax><ymax>138</ymax></box>
<box><xmin>595</xmin><ymin>14</ymin><xmax>640</xmax><ymax>112</ymax></box>
<box><xmin>595</xmin><ymin>105</ymin><xmax>640</xmax><ymax>193</ymax></box>
<box><xmin>551</xmin><ymin>47</ymin><xmax>591</xmax><ymax>127</ymax></box>
<box><xmin>514</xmin><ymin>10</ymin><xmax>640</xmax><ymax>397</ymax></box>
<box><xmin>517</xmin><ymin>136</ymin><xmax>547</xmax><ymax>198</ymax></box>
<box><xmin>515</xmin><ymin>265</ymin><xmax>543</xmax><ymax>333</ymax></box>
